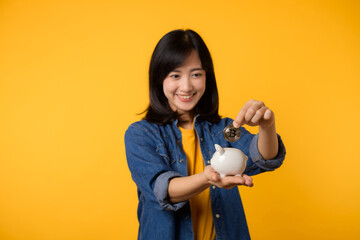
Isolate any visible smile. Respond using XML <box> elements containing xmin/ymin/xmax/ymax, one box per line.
<box><xmin>177</xmin><ymin>93</ymin><xmax>195</xmax><ymax>101</ymax></box>
<box><xmin>179</xmin><ymin>95</ymin><xmax>192</xmax><ymax>99</ymax></box>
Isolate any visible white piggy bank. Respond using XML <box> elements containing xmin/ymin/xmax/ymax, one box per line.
<box><xmin>210</xmin><ymin>144</ymin><xmax>248</xmax><ymax>178</ymax></box>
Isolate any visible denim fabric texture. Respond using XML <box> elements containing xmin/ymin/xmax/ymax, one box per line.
<box><xmin>124</xmin><ymin>116</ymin><xmax>286</xmax><ymax>240</ymax></box>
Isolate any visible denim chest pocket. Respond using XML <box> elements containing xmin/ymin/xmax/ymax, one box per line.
<box><xmin>155</xmin><ymin>144</ymin><xmax>177</xmax><ymax>166</ymax></box>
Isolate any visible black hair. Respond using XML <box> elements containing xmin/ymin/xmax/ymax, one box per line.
<box><xmin>144</xmin><ymin>29</ymin><xmax>220</xmax><ymax>124</ymax></box>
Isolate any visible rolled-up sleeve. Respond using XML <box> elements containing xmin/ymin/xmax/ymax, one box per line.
<box><xmin>249</xmin><ymin>133</ymin><xmax>286</xmax><ymax>172</ymax></box>
<box><xmin>153</xmin><ymin>171</ymin><xmax>187</xmax><ymax>211</ymax></box>
<box><xmin>125</xmin><ymin>124</ymin><xmax>187</xmax><ymax>211</ymax></box>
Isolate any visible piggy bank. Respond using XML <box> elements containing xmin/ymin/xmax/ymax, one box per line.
<box><xmin>210</xmin><ymin>144</ymin><xmax>248</xmax><ymax>178</ymax></box>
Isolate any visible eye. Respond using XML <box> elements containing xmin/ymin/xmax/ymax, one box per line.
<box><xmin>169</xmin><ymin>74</ymin><xmax>180</xmax><ymax>79</ymax></box>
<box><xmin>192</xmin><ymin>72</ymin><xmax>203</xmax><ymax>78</ymax></box>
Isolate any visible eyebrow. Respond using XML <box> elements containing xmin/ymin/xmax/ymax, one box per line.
<box><xmin>171</xmin><ymin>68</ymin><xmax>204</xmax><ymax>72</ymax></box>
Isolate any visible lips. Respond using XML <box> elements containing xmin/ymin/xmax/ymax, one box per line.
<box><xmin>177</xmin><ymin>93</ymin><xmax>195</xmax><ymax>102</ymax></box>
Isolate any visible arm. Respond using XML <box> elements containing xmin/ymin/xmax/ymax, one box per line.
<box><xmin>168</xmin><ymin>166</ymin><xmax>253</xmax><ymax>203</ymax></box>
<box><xmin>125</xmin><ymin>123</ymin><xmax>185</xmax><ymax>211</ymax></box>
<box><xmin>258</xmin><ymin>122</ymin><xmax>278</xmax><ymax>160</ymax></box>
<box><xmin>168</xmin><ymin>172</ymin><xmax>210</xmax><ymax>203</ymax></box>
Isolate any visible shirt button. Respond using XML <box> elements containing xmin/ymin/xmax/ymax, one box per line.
<box><xmin>179</xmin><ymin>159</ymin><xmax>184</xmax><ymax>163</ymax></box>
<box><xmin>212</xmin><ymin>186</ymin><xmax>216</xmax><ymax>189</ymax></box>
<box><xmin>185</xmin><ymin>215</ymin><xmax>190</xmax><ymax>219</ymax></box>
<box><xmin>216</xmin><ymin>214</ymin><xmax>220</xmax><ymax>218</ymax></box>
<box><xmin>207</xmin><ymin>160</ymin><xmax>211</xmax><ymax>164</ymax></box>
<box><xmin>200</xmin><ymin>137</ymin><xmax>204</xmax><ymax>141</ymax></box>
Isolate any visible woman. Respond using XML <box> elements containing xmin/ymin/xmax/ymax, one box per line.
<box><xmin>125</xmin><ymin>29</ymin><xmax>286</xmax><ymax>240</ymax></box>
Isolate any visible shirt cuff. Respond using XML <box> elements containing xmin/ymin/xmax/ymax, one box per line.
<box><xmin>249</xmin><ymin>134</ymin><xmax>286</xmax><ymax>171</ymax></box>
<box><xmin>154</xmin><ymin>171</ymin><xmax>187</xmax><ymax>211</ymax></box>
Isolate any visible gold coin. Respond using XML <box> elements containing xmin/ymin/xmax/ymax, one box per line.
<box><xmin>223</xmin><ymin>123</ymin><xmax>241</xmax><ymax>142</ymax></box>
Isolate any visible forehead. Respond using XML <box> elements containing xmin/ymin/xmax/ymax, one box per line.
<box><xmin>175</xmin><ymin>50</ymin><xmax>203</xmax><ymax>70</ymax></box>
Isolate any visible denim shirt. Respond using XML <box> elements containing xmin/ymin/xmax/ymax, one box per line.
<box><xmin>124</xmin><ymin>116</ymin><xmax>286</xmax><ymax>240</ymax></box>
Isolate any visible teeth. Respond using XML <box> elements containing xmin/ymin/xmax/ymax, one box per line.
<box><xmin>179</xmin><ymin>95</ymin><xmax>192</xmax><ymax>99</ymax></box>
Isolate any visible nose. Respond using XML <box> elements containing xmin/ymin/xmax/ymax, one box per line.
<box><xmin>180</xmin><ymin>75</ymin><xmax>193</xmax><ymax>92</ymax></box>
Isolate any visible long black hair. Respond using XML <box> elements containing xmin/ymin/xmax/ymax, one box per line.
<box><xmin>144</xmin><ymin>29</ymin><xmax>220</xmax><ymax>124</ymax></box>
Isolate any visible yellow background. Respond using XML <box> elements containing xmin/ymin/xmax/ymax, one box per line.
<box><xmin>1</xmin><ymin>0</ymin><xmax>359</xmax><ymax>239</ymax></box>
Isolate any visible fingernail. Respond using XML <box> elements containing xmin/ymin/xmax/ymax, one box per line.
<box><xmin>233</xmin><ymin>122</ymin><xmax>240</xmax><ymax>128</ymax></box>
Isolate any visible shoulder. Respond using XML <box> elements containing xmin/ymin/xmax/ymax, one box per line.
<box><xmin>124</xmin><ymin>120</ymin><xmax>157</xmax><ymax>147</ymax></box>
<box><xmin>125</xmin><ymin>119</ymin><xmax>173</xmax><ymax>143</ymax></box>
<box><xmin>126</xmin><ymin>119</ymin><xmax>161</xmax><ymax>134</ymax></box>
<box><xmin>125</xmin><ymin>120</ymin><xmax>179</xmax><ymax>155</ymax></box>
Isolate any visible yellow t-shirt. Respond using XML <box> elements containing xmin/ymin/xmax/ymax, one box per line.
<box><xmin>179</xmin><ymin>126</ymin><xmax>216</xmax><ymax>240</ymax></box>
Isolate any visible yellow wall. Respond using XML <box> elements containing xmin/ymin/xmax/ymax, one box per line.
<box><xmin>1</xmin><ymin>0</ymin><xmax>359</xmax><ymax>239</ymax></box>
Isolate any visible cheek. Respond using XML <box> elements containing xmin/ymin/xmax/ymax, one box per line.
<box><xmin>162</xmin><ymin>79</ymin><xmax>176</xmax><ymax>97</ymax></box>
<box><xmin>196</xmin><ymin>78</ymin><xmax>206</xmax><ymax>94</ymax></box>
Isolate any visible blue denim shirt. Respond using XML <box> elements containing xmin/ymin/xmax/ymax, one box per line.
<box><xmin>125</xmin><ymin>116</ymin><xmax>286</xmax><ymax>240</ymax></box>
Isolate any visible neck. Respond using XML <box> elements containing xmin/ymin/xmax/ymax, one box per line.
<box><xmin>178</xmin><ymin>112</ymin><xmax>194</xmax><ymax>129</ymax></box>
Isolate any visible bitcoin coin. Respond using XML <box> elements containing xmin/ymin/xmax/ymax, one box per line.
<box><xmin>223</xmin><ymin>123</ymin><xmax>241</xmax><ymax>142</ymax></box>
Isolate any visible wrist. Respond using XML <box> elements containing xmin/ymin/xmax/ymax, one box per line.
<box><xmin>259</xmin><ymin>121</ymin><xmax>276</xmax><ymax>132</ymax></box>
<box><xmin>201</xmin><ymin>171</ymin><xmax>212</xmax><ymax>187</ymax></box>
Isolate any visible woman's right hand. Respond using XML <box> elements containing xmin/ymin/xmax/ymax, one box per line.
<box><xmin>204</xmin><ymin>166</ymin><xmax>253</xmax><ymax>189</ymax></box>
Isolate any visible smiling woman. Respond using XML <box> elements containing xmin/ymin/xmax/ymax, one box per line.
<box><xmin>124</xmin><ymin>29</ymin><xmax>286</xmax><ymax>240</ymax></box>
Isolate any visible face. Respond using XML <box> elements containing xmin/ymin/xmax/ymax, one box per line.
<box><xmin>163</xmin><ymin>50</ymin><xmax>206</xmax><ymax>119</ymax></box>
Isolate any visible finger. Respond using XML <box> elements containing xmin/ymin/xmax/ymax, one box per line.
<box><xmin>244</xmin><ymin>101</ymin><xmax>264</xmax><ymax>122</ymax></box>
<box><xmin>233</xmin><ymin>109</ymin><xmax>246</xmax><ymax>128</ymax></box>
<box><xmin>251</xmin><ymin>106</ymin><xmax>268</xmax><ymax>124</ymax></box>
<box><xmin>211</xmin><ymin>171</ymin><xmax>220</xmax><ymax>182</ymax></box>
<box><xmin>233</xmin><ymin>100</ymin><xmax>254</xmax><ymax>127</ymax></box>
<box><xmin>264</xmin><ymin>108</ymin><xmax>273</xmax><ymax>120</ymax></box>
<box><xmin>229</xmin><ymin>176</ymin><xmax>253</xmax><ymax>187</ymax></box>
<box><xmin>242</xmin><ymin>175</ymin><xmax>254</xmax><ymax>187</ymax></box>
<box><xmin>223</xmin><ymin>176</ymin><xmax>245</xmax><ymax>186</ymax></box>
<box><xmin>210</xmin><ymin>175</ymin><xmax>253</xmax><ymax>188</ymax></box>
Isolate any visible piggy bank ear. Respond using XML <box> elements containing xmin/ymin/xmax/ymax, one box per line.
<box><xmin>214</xmin><ymin>144</ymin><xmax>225</xmax><ymax>155</ymax></box>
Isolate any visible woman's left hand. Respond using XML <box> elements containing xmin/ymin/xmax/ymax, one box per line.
<box><xmin>233</xmin><ymin>99</ymin><xmax>275</xmax><ymax>129</ymax></box>
<box><xmin>204</xmin><ymin>166</ymin><xmax>253</xmax><ymax>189</ymax></box>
